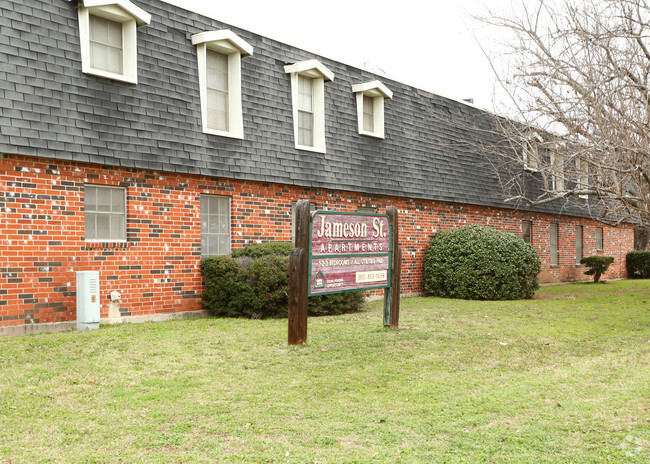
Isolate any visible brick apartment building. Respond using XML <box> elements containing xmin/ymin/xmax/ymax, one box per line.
<box><xmin>0</xmin><ymin>0</ymin><xmax>634</xmax><ymax>334</ymax></box>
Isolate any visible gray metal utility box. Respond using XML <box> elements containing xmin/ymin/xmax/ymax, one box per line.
<box><xmin>76</xmin><ymin>271</ymin><xmax>100</xmax><ymax>330</ymax></box>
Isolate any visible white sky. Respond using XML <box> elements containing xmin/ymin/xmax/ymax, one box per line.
<box><xmin>162</xmin><ymin>0</ymin><xmax>518</xmax><ymax>111</ymax></box>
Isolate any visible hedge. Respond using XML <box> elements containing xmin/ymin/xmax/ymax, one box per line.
<box><xmin>626</xmin><ymin>250</ymin><xmax>650</xmax><ymax>278</ymax></box>
<box><xmin>423</xmin><ymin>225</ymin><xmax>541</xmax><ymax>300</ymax></box>
<box><xmin>201</xmin><ymin>243</ymin><xmax>364</xmax><ymax>318</ymax></box>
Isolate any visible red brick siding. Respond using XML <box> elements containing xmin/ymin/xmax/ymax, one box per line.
<box><xmin>0</xmin><ymin>153</ymin><xmax>635</xmax><ymax>327</ymax></box>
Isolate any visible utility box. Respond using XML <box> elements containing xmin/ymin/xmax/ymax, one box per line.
<box><xmin>76</xmin><ymin>271</ymin><xmax>100</xmax><ymax>331</ymax></box>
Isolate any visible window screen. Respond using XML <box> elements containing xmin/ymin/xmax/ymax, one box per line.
<box><xmin>89</xmin><ymin>15</ymin><xmax>123</xmax><ymax>74</ymax></box>
<box><xmin>206</xmin><ymin>49</ymin><xmax>229</xmax><ymax>131</ymax></box>
<box><xmin>84</xmin><ymin>185</ymin><xmax>126</xmax><ymax>241</ymax></box>
<box><xmin>201</xmin><ymin>195</ymin><xmax>231</xmax><ymax>257</ymax></box>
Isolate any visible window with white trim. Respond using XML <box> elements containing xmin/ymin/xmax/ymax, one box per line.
<box><xmin>201</xmin><ymin>195</ymin><xmax>231</xmax><ymax>257</ymax></box>
<box><xmin>84</xmin><ymin>185</ymin><xmax>126</xmax><ymax>241</ymax></box>
<box><xmin>523</xmin><ymin>133</ymin><xmax>542</xmax><ymax>171</ymax></box>
<box><xmin>351</xmin><ymin>80</ymin><xmax>393</xmax><ymax>139</ymax></box>
<box><xmin>192</xmin><ymin>30</ymin><xmax>253</xmax><ymax>138</ymax></box>
<box><xmin>576</xmin><ymin>157</ymin><xmax>589</xmax><ymax>199</ymax></box>
<box><xmin>550</xmin><ymin>150</ymin><xmax>565</xmax><ymax>192</ymax></box>
<box><xmin>285</xmin><ymin>59</ymin><xmax>334</xmax><ymax>153</ymax></box>
<box><xmin>77</xmin><ymin>0</ymin><xmax>151</xmax><ymax>84</ymax></box>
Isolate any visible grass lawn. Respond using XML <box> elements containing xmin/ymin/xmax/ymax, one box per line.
<box><xmin>1</xmin><ymin>280</ymin><xmax>649</xmax><ymax>463</ymax></box>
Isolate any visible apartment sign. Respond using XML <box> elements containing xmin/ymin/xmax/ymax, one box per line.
<box><xmin>309</xmin><ymin>211</ymin><xmax>392</xmax><ymax>295</ymax></box>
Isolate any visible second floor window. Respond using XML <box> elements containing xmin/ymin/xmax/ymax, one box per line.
<box><xmin>89</xmin><ymin>15</ymin><xmax>123</xmax><ymax>75</ymax></box>
<box><xmin>206</xmin><ymin>50</ymin><xmax>229</xmax><ymax>132</ymax></box>
<box><xmin>298</xmin><ymin>75</ymin><xmax>314</xmax><ymax>146</ymax></box>
<box><xmin>192</xmin><ymin>30</ymin><xmax>254</xmax><ymax>139</ymax></box>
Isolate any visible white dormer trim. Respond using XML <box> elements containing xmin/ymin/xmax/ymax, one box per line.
<box><xmin>191</xmin><ymin>30</ymin><xmax>254</xmax><ymax>57</ymax></box>
<box><xmin>77</xmin><ymin>0</ymin><xmax>151</xmax><ymax>84</ymax></box>
<box><xmin>283</xmin><ymin>59</ymin><xmax>335</xmax><ymax>82</ymax></box>
<box><xmin>285</xmin><ymin>59</ymin><xmax>334</xmax><ymax>153</ymax></box>
<box><xmin>351</xmin><ymin>80</ymin><xmax>393</xmax><ymax>99</ymax></box>
<box><xmin>82</xmin><ymin>0</ymin><xmax>151</xmax><ymax>27</ymax></box>
<box><xmin>192</xmin><ymin>30</ymin><xmax>253</xmax><ymax>139</ymax></box>
<box><xmin>352</xmin><ymin>80</ymin><xmax>393</xmax><ymax>139</ymax></box>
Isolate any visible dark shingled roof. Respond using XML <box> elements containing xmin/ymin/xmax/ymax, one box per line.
<box><xmin>0</xmin><ymin>0</ymin><xmax>588</xmax><ymax>217</ymax></box>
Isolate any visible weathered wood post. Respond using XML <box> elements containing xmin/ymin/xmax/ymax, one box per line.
<box><xmin>383</xmin><ymin>206</ymin><xmax>401</xmax><ymax>329</ymax></box>
<box><xmin>288</xmin><ymin>200</ymin><xmax>310</xmax><ymax>345</ymax></box>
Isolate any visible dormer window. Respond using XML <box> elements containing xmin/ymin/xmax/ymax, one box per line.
<box><xmin>77</xmin><ymin>0</ymin><xmax>151</xmax><ymax>84</ymax></box>
<box><xmin>192</xmin><ymin>30</ymin><xmax>253</xmax><ymax>139</ymax></box>
<box><xmin>284</xmin><ymin>60</ymin><xmax>334</xmax><ymax>153</ymax></box>
<box><xmin>523</xmin><ymin>132</ymin><xmax>542</xmax><ymax>171</ymax></box>
<box><xmin>351</xmin><ymin>80</ymin><xmax>393</xmax><ymax>139</ymax></box>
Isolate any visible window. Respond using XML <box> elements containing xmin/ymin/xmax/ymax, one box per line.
<box><xmin>522</xmin><ymin>220</ymin><xmax>532</xmax><ymax>244</ymax></box>
<box><xmin>192</xmin><ymin>30</ymin><xmax>253</xmax><ymax>138</ymax></box>
<box><xmin>77</xmin><ymin>0</ymin><xmax>151</xmax><ymax>84</ymax></box>
<box><xmin>298</xmin><ymin>75</ymin><xmax>314</xmax><ymax>146</ymax></box>
<box><xmin>285</xmin><ymin>59</ymin><xmax>334</xmax><ymax>153</ymax></box>
<box><xmin>351</xmin><ymin>80</ymin><xmax>393</xmax><ymax>139</ymax></box>
<box><xmin>596</xmin><ymin>227</ymin><xmax>604</xmax><ymax>251</ymax></box>
<box><xmin>84</xmin><ymin>185</ymin><xmax>126</xmax><ymax>241</ymax></box>
<box><xmin>523</xmin><ymin>132</ymin><xmax>542</xmax><ymax>171</ymax></box>
<box><xmin>575</xmin><ymin>225</ymin><xmax>583</xmax><ymax>265</ymax></box>
<box><xmin>576</xmin><ymin>157</ymin><xmax>589</xmax><ymax>199</ymax></box>
<box><xmin>550</xmin><ymin>223</ymin><xmax>559</xmax><ymax>266</ymax></box>
<box><xmin>201</xmin><ymin>195</ymin><xmax>231</xmax><ymax>257</ymax></box>
<box><xmin>550</xmin><ymin>150</ymin><xmax>565</xmax><ymax>192</ymax></box>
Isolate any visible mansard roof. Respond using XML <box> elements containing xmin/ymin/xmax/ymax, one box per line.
<box><xmin>0</xmin><ymin>0</ymin><xmax>584</xmax><ymax>217</ymax></box>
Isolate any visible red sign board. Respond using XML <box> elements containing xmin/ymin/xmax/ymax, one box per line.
<box><xmin>309</xmin><ymin>212</ymin><xmax>392</xmax><ymax>295</ymax></box>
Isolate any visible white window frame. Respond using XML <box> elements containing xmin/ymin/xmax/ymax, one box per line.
<box><xmin>77</xmin><ymin>0</ymin><xmax>151</xmax><ymax>84</ymax></box>
<box><xmin>351</xmin><ymin>80</ymin><xmax>393</xmax><ymax>139</ymax></box>
<box><xmin>576</xmin><ymin>157</ymin><xmax>589</xmax><ymax>199</ymax></box>
<box><xmin>192</xmin><ymin>30</ymin><xmax>253</xmax><ymax>139</ymax></box>
<box><xmin>550</xmin><ymin>150</ymin><xmax>565</xmax><ymax>192</ymax></box>
<box><xmin>523</xmin><ymin>132</ymin><xmax>542</xmax><ymax>172</ymax></box>
<box><xmin>201</xmin><ymin>195</ymin><xmax>231</xmax><ymax>258</ymax></box>
<box><xmin>284</xmin><ymin>59</ymin><xmax>334</xmax><ymax>153</ymax></box>
<box><xmin>84</xmin><ymin>185</ymin><xmax>127</xmax><ymax>242</ymax></box>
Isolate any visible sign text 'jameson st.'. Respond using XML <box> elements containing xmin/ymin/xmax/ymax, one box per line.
<box><xmin>309</xmin><ymin>212</ymin><xmax>392</xmax><ymax>295</ymax></box>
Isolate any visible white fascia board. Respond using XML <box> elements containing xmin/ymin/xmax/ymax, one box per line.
<box><xmin>83</xmin><ymin>0</ymin><xmax>151</xmax><ymax>26</ymax></box>
<box><xmin>351</xmin><ymin>80</ymin><xmax>393</xmax><ymax>99</ymax></box>
<box><xmin>283</xmin><ymin>59</ymin><xmax>334</xmax><ymax>82</ymax></box>
<box><xmin>191</xmin><ymin>30</ymin><xmax>254</xmax><ymax>57</ymax></box>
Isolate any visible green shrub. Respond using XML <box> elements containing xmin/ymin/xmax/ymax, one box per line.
<box><xmin>201</xmin><ymin>242</ymin><xmax>365</xmax><ymax>318</ymax></box>
<box><xmin>423</xmin><ymin>225</ymin><xmax>541</xmax><ymax>300</ymax></box>
<box><xmin>580</xmin><ymin>256</ymin><xmax>614</xmax><ymax>282</ymax></box>
<box><xmin>625</xmin><ymin>250</ymin><xmax>650</xmax><ymax>278</ymax></box>
<box><xmin>231</xmin><ymin>241</ymin><xmax>294</xmax><ymax>258</ymax></box>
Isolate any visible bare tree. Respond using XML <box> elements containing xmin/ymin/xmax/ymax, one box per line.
<box><xmin>481</xmin><ymin>0</ymin><xmax>650</xmax><ymax>248</ymax></box>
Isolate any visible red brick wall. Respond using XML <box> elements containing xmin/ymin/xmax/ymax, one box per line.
<box><xmin>0</xmin><ymin>153</ymin><xmax>635</xmax><ymax>327</ymax></box>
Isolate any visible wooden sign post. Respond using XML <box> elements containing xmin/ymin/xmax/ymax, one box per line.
<box><xmin>289</xmin><ymin>200</ymin><xmax>401</xmax><ymax>345</ymax></box>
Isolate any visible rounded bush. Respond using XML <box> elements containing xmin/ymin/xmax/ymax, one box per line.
<box><xmin>625</xmin><ymin>250</ymin><xmax>650</xmax><ymax>278</ymax></box>
<box><xmin>201</xmin><ymin>242</ymin><xmax>365</xmax><ymax>318</ymax></box>
<box><xmin>423</xmin><ymin>225</ymin><xmax>541</xmax><ymax>300</ymax></box>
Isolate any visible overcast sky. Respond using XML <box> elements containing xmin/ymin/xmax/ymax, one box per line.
<box><xmin>162</xmin><ymin>0</ymin><xmax>519</xmax><ymax>112</ymax></box>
